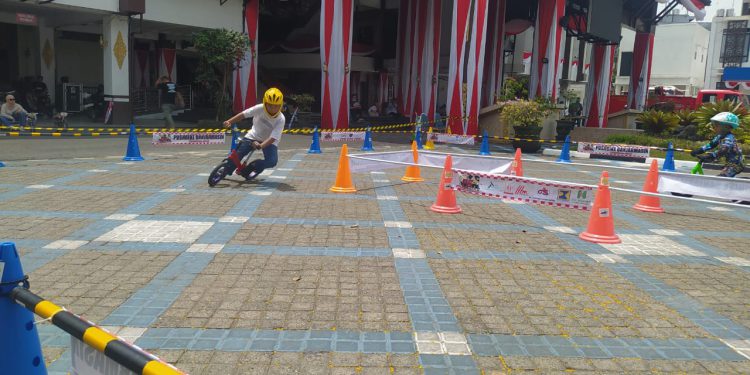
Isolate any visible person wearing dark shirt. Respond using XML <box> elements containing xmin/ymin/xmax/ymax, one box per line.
<box><xmin>156</xmin><ymin>76</ymin><xmax>177</xmax><ymax>129</ymax></box>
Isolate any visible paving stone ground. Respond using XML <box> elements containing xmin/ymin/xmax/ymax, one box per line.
<box><xmin>1</xmin><ymin>135</ymin><xmax>749</xmax><ymax>374</ymax></box>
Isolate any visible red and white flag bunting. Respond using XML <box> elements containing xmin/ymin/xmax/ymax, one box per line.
<box><xmin>628</xmin><ymin>31</ymin><xmax>654</xmax><ymax>111</ymax></box>
<box><xmin>158</xmin><ymin>48</ymin><xmax>176</xmax><ymax>82</ymax></box>
<box><xmin>320</xmin><ymin>0</ymin><xmax>354</xmax><ymax>129</ymax></box>
<box><xmin>234</xmin><ymin>0</ymin><xmax>260</xmax><ymax>113</ymax></box>
<box><xmin>452</xmin><ymin>169</ymin><xmax>595</xmax><ymax>211</ymax></box>
<box><xmin>583</xmin><ymin>44</ymin><xmax>615</xmax><ymax>128</ymax></box>
<box><xmin>446</xmin><ymin>0</ymin><xmax>471</xmax><ymax>134</ymax></box>
<box><xmin>529</xmin><ymin>0</ymin><xmax>565</xmax><ymax>100</ymax></box>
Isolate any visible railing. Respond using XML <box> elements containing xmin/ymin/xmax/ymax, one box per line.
<box><xmin>130</xmin><ymin>85</ymin><xmax>193</xmax><ymax>115</ymax></box>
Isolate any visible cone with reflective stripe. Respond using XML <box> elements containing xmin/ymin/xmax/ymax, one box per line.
<box><xmin>361</xmin><ymin>127</ymin><xmax>374</xmax><ymax>151</ymax></box>
<box><xmin>330</xmin><ymin>144</ymin><xmax>356</xmax><ymax>193</ymax></box>
<box><xmin>308</xmin><ymin>127</ymin><xmax>322</xmax><ymax>154</ymax></box>
<box><xmin>122</xmin><ymin>124</ymin><xmax>144</xmax><ymax>161</ymax></box>
<box><xmin>431</xmin><ymin>155</ymin><xmax>462</xmax><ymax>214</ymax></box>
<box><xmin>0</xmin><ymin>242</ymin><xmax>47</xmax><ymax>374</ymax></box>
<box><xmin>511</xmin><ymin>148</ymin><xmax>524</xmax><ymax>176</ymax></box>
<box><xmin>424</xmin><ymin>127</ymin><xmax>435</xmax><ymax>150</ymax></box>
<box><xmin>579</xmin><ymin>171</ymin><xmax>621</xmax><ymax>244</ymax></box>
<box><xmin>556</xmin><ymin>135</ymin><xmax>572</xmax><ymax>163</ymax></box>
<box><xmin>402</xmin><ymin>141</ymin><xmax>424</xmax><ymax>182</ymax></box>
<box><xmin>661</xmin><ymin>142</ymin><xmax>676</xmax><ymax>172</ymax></box>
<box><xmin>633</xmin><ymin>159</ymin><xmax>665</xmax><ymax>213</ymax></box>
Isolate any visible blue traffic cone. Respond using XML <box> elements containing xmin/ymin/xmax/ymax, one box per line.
<box><xmin>228</xmin><ymin>128</ymin><xmax>239</xmax><ymax>156</ymax></box>
<box><xmin>416</xmin><ymin>127</ymin><xmax>423</xmax><ymax>150</ymax></box>
<box><xmin>0</xmin><ymin>161</ymin><xmax>5</xmax><ymax>167</ymax></box>
<box><xmin>361</xmin><ymin>127</ymin><xmax>374</xmax><ymax>151</ymax></box>
<box><xmin>308</xmin><ymin>127</ymin><xmax>322</xmax><ymax>154</ymax></box>
<box><xmin>556</xmin><ymin>135</ymin><xmax>572</xmax><ymax>163</ymax></box>
<box><xmin>122</xmin><ymin>124</ymin><xmax>144</xmax><ymax>161</ymax></box>
<box><xmin>0</xmin><ymin>242</ymin><xmax>47</xmax><ymax>374</ymax></box>
<box><xmin>661</xmin><ymin>142</ymin><xmax>676</xmax><ymax>172</ymax></box>
<box><xmin>479</xmin><ymin>131</ymin><xmax>491</xmax><ymax>155</ymax></box>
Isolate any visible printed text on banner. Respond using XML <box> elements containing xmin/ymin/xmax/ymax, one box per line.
<box><xmin>152</xmin><ymin>132</ymin><xmax>226</xmax><ymax>145</ymax></box>
<box><xmin>321</xmin><ymin>131</ymin><xmax>366</xmax><ymax>142</ymax></box>
<box><xmin>451</xmin><ymin>169</ymin><xmax>595</xmax><ymax>211</ymax></box>
<box><xmin>429</xmin><ymin>133</ymin><xmax>475</xmax><ymax>145</ymax></box>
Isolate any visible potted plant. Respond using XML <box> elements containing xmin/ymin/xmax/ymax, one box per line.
<box><xmin>556</xmin><ymin>90</ymin><xmax>581</xmax><ymax>140</ymax></box>
<box><xmin>500</xmin><ymin>99</ymin><xmax>550</xmax><ymax>153</ymax></box>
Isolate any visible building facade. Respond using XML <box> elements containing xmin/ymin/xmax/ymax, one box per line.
<box><xmin>704</xmin><ymin>0</ymin><xmax>750</xmax><ymax>94</ymax></box>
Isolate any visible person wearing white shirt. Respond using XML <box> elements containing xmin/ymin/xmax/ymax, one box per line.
<box><xmin>1</xmin><ymin>94</ymin><xmax>28</xmax><ymax>126</ymax></box>
<box><xmin>222</xmin><ymin>88</ymin><xmax>286</xmax><ymax>180</ymax></box>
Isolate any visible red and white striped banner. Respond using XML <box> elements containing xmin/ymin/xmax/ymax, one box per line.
<box><xmin>233</xmin><ymin>0</ymin><xmax>260</xmax><ymax>112</ymax></box>
<box><xmin>396</xmin><ymin>0</ymin><xmax>411</xmax><ymax>115</ymax></box>
<box><xmin>529</xmin><ymin>0</ymin><xmax>565</xmax><ymax>100</ymax></box>
<box><xmin>452</xmin><ymin>169</ymin><xmax>594</xmax><ymax>211</ymax></box>
<box><xmin>321</xmin><ymin>0</ymin><xmax>354</xmax><ymax>129</ymax></box>
<box><xmin>158</xmin><ymin>48</ymin><xmax>176</xmax><ymax>82</ymax></box>
<box><xmin>483</xmin><ymin>0</ymin><xmax>506</xmax><ymax>107</ymax></box>
<box><xmin>584</xmin><ymin>44</ymin><xmax>615</xmax><ymax>128</ymax></box>
<box><xmin>464</xmin><ymin>0</ymin><xmax>489</xmax><ymax>136</ymax></box>
<box><xmin>627</xmin><ymin>31</ymin><xmax>654</xmax><ymax>111</ymax></box>
<box><xmin>446</xmin><ymin>0</ymin><xmax>471</xmax><ymax>135</ymax></box>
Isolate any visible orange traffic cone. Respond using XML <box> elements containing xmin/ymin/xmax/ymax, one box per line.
<box><xmin>431</xmin><ymin>155</ymin><xmax>462</xmax><ymax>214</ymax></box>
<box><xmin>402</xmin><ymin>141</ymin><xmax>424</xmax><ymax>182</ymax></box>
<box><xmin>579</xmin><ymin>171</ymin><xmax>621</xmax><ymax>244</ymax></box>
<box><xmin>633</xmin><ymin>159</ymin><xmax>664</xmax><ymax>213</ymax></box>
<box><xmin>511</xmin><ymin>148</ymin><xmax>524</xmax><ymax>176</ymax></box>
<box><xmin>330</xmin><ymin>144</ymin><xmax>357</xmax><ymax>193</ymax></box>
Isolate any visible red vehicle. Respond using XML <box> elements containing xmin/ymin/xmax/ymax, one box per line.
<box><xmin>609</xmin><ymin>89</ymin><xmax>749</xmax><ymax>115</ymax></box>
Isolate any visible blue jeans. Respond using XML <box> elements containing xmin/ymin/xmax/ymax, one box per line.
<box><xmin>230</xmin><ymin>139</ymin><xmax>278</xmax><ymax>176</ymax></box>
<box><xmin>0</xmin><ymin>112</ymin><xmax>27</xmax><ymax>126</ymax></box>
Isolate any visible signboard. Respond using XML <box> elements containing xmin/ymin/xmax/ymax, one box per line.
<box><xmin>428</xmin><ymin>133</ymin><xmax>475</xmax><ymax>145</ymax></box>
<box><xmin>452</xmin><ymin>169</ymin><xmax>594</xmax><ymax>211</ymax></box>
<box><xmin>152</xmin><ymin>132</ymin><xmax>225</xmax><ymax>145</ymax></box>
<box><xmin>321</xmin><ymin>131</ymin><xmax>366</xmax><ymax>142</ymax></box>
<box><xmin>16</xmin><ymin>13</ymin><xmax>38</xmax><ymax>25</ymax></box>
<box><xmin>70</xmin><ymin>337</ymin><xmax>136</xmax><ymax>375</ymax></box>
<box><xmin>577</xmin><ymin>142</ymin><xmax>649</xmax><ymax>162</ymax></box>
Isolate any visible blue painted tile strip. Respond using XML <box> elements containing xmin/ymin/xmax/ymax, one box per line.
<box><xmin>101</xmin><ymin>252</ymin><xmax>214</xmax><ymax>327</ymax></box>
<box><xmin>222</xmin><ymin>244</ymin><xmax>392</xmax><ymax>257</ymax></box>
<box><xmin>467</xmin><ymin>333</ymin><xmax>744</xmax><ymax>361</ymax></box>
<box><xmin>608</xmin><ymin>264</ymin><xmax>750</xmax><ymax>340</ymax></box>
<box><xmin>370</xmin><ymin>175</ymin><xmax>479</xmax><ymax>372</ymax></box>
<box><xmin>135</xmin><ymin>328</ymin><xmax>416</xmax><ymax>354</ymax></box>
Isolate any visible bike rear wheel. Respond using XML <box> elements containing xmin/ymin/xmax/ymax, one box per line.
<box><xmin>208</xmin><ymin>161</ymin><xmax>230</xmax><ymax>187</ymax></box>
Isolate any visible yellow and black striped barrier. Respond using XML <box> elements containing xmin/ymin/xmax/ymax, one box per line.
<box><xmin>10</xmin><ymin>287</ymin><xmax>184</xmax><ymax>375</ymax></box>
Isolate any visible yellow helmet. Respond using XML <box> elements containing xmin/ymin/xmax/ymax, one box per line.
<box><xmin>263</xmin><ymin>87</ymin><xmax>283</xmax><ymax>117</ymax></box>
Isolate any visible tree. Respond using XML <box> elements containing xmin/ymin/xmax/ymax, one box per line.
<box><xmin>193</xmin><ymin>29</ymin><xmax>248</xmax><ymax>121</ymax></box>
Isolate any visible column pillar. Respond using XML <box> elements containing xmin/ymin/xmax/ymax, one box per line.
<box><xmin>102</xmin><ymin>15</ymin><xmax>131</xmax><ymax>125</ymax></box>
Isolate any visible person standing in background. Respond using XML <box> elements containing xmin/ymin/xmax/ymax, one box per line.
<box><xmin>156</xmin><ymin>76</ymin><xmax>177</xmax><ymax>129</ymax></box>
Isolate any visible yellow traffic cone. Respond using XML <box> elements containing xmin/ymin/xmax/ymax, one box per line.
<box><xmin>424</xmin><ymin>127</ymin><xmax>435</xmax><ymax>150</ymax></box>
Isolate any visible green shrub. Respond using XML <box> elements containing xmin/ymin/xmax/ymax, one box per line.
<box><xmin>635</xmin><ymin>110</ymin><xmax>679</xmax><ymax>135</ymax></box>
<box><xmin>694</xmin><ymin>100</ymin><xmax>750</xmax><ymax>142</ymax></box>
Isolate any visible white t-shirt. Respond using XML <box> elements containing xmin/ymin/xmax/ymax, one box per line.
<box><xmin>241</xmin><ymin>104</ymin><xmax>286</xmax><ymax>145</ymax></box>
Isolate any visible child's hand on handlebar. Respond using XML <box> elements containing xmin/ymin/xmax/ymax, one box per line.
<box><xmin>223</xmin><ymin>120</ymin><xmax>232</xmax><ymax>128</ymax></box>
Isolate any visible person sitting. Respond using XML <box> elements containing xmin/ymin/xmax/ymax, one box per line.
<box><xmin>1</xmin><ymin>94</ymin><xmax>28</xmax><ymax>126</ymax></box>
<box><xmin>386</xmin><ymin>100</ymin><xmax>398</xmax><ymax>117</ymax></box>
<box><xmin>368</xmin><ymin>103</ymin><xmax>379</xmax><ymax>117</ymax></box>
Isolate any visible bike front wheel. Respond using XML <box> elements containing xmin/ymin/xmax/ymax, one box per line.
<box><xmin>208</xmin><ymin>161</ymin><xmax>230</xmax><ymax>187</ymax></box>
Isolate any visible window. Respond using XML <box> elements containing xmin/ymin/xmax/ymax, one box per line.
<box><xmin>720</xmin><ymin>20</ymin><xmax>750</xmax><ymax>67</ymax></box>
<box><xmin>702</xmin><ymin>94</ymin><xmax>717</xmax><ymax>103</ymax></box>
